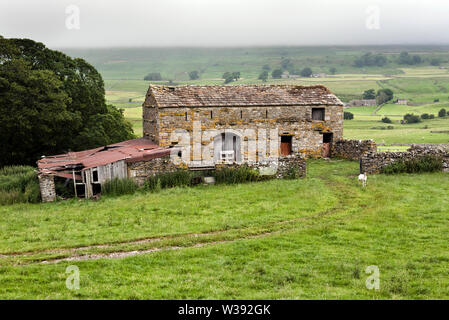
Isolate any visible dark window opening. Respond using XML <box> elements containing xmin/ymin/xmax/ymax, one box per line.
<box><xmin>75</xmin><ymin>184</ymin><xmax>85</xmax><ymax>197</ymax></box>
<box><xmin>210</xmin><ymin>111</ymin><xmax>213</xmax><ymax>119</ymax></box>
<box><xmin>266</xmin><ymin>110</ymin><xmax>268</xmax><ymax>118</ymax></box>
<box><xmin>312</xmin><ymin>108</ymin><xmax>325</xmax><ymax>121</ymax></box>
<box><xmin>240</xmin><ymin>110</ymin><xmax>243</xmax><ymax>119</ymax></box>
<box><xmin>323</xmin><ymin>132</ymin><xmax>333</xmax><ymax>143</ymax></box>
<box><xmin>280</xmin><ymin>135</ymin><xmax>293</xmax><ymax>156</ymax></box>
<box><xmin>185</xmin><ymin>112</ymin><xmax>188</xmax><ymax>121</ymax></box>
<box><xmin>92</xmin><ymin>183</ymin><xmax>101</xmax><ymax>195</ymax></box>
<box><xmin>178</xmin><ymin>150</ymin><xmax>182</xmax><ymax>157</ymax></box>
<box><xmin>92</xmin><ymin>170</ymin><xmax>98</xmax><ymax>183</ymax></box>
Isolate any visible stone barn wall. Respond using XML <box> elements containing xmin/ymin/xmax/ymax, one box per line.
<box><xmin>332</xmin><ymin>139</ymin><xmax>377</xmax><ymax>160</ymax></box>
<box><xmin>360</xmin><ymin>144</ymin><xmax>449</xmax><ymax>174</ymax></box>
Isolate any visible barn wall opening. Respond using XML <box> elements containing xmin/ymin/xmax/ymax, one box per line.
<box><xmin>312</xmin><ymin>108</ymin><xmax>325</xmax><ymax>121</ymax></box>
<box><xmin>280</xmin><ymin>135</ymin><xmax>292</xmax><ymax>156</ymax></box>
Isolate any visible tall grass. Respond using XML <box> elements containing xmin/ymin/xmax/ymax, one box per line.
<box><xmin>381</xmin><ymin>155</ymin><xmax>442</xmax><ymax>174</ymax></box>
<box><xmin>144</xmin><ymin>170</ymin><xmax>193</xmax><ymax>192</ymax></box>
<box><xmin>0</xmin><ymin>166</ymin><xmax>40</xmax><ymax>205</ymax></box>
<box><xmin>212</xmin><ymin>167</ymin><xmax>262</xmax><ymax>184</ymax></box>
<box><xmin>102</xmin><ymin>178</ymin><xmax>138</xmax><ymax>196</ymax></box>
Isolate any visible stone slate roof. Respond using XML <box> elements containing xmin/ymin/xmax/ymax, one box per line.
<box><xmin>147</xmin><ymin>85</ymin><xmax>343</xmax><ymax>108</ymax></box>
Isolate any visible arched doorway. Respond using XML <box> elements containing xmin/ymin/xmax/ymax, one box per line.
<box><xmin>213</xmin><ymin>132</ymin><xmax>242</xmax><ymax>163</ymax></box>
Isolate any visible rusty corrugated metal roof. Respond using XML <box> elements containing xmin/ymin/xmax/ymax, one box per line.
<box><xmin>37</xmin><ymin>138</ymin><xmax>171</xmax><ymax>179</ymax></box>
<box><xmin>146</xmin><ymin>84</ymin><xmax>343</xmax><ymax>108</ymax></box>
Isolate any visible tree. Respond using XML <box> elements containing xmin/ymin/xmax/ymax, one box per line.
<box><xmin>344</xmin><ymin>112</ymin><xmax>354</xmax><ymax>120</ymax></box>
<box><xmin>382</xmin><ymin>117</ymin><xmax>392</xmax><ymax>123</ymax></box>
<box><xmin>403</xmin><ymin>113</ymin><xmax>421</xmax><ymax>124</ymax></box>
<box><xmin>188</xmin><ymin>71</ymin><xmax>199</xmax><ymax>80</ymax></box>
<box><xmin>329</xmin><ymin>67</ymin><xmax>337</xmax><ymax>75</ymax></box>
<box><xmin>421</xmin><ymin>113</ymin><xmax>430</xmax><ymax>120</ymax></box>
<box><xmin>376</xmin><ymin>88</ymin><xmax>394</xmax><ymax>105</ymax></box>
<box><xmin>258</xmin><ymin>70</ymin><xmax>268</xmax><ymax>82</ymax></box>
<box><xmin>281</xmin><ymin>58</ymin><xmax>294</xmax><ymax>71</ymax></box>
<box><xmin>363</xmin><ymin>89</ymin><xmax>376</xmax><ymax>100</ymax></box>
<box><xmin>222</xmin><ymin>71</ymin><xmax>240</xmax><ymax>84</ymax></box>
<box><xmin>0</xmin><ymin>37</ymin><xmax>134</xmax><ymax>166</ymax></box>
<box><xmin>438</xmin><ymin>108</ymin><xmax>447</xmax><ymax>117</ymax></box>
<box><xmin>300</xmin><ymin>67</ymin><xmax>313</xmax><ymax>78</ymax></box>
<box><xmin>231</xmin><ymin>72</ymin><xmax>240</xmax><ymax>80</ymax></box>
<box><xmin>144</xmin><ymin>73</ymin><xmax>162</xmax><ymax>81</ymax></box>
<box><xmin>271</xmin><ymin>69</ymin><xmax>283</xmax><ymax>79</ymax></box>
<box><xmin>262</xmin><ymin>64</ymin><xmax>271</xmax><ymax>71</ymax></box>
<box><xmin>398</xmin><ymin>51</ymin><xmax>422</xmax><ymax>65</ymax></box>
<box><xmin>354</xmin><ymin>52</ymin><xmax>387</xmax><ymax>67</ymax></box>
<box><xmin>430</xmin><ymin>58</ymin><xmax>441</xmax><ymax>66</ymax></box>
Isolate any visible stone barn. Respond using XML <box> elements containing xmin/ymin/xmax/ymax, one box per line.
<box><xmin>143</xmin><ymin>85</ymin><xmax>344</xmax><ymax>163</ymax></box>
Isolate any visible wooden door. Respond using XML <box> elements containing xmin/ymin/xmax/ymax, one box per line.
<box><xmin>322</xmin><ymin>132</ymin><xmax>333</xmax><ymax>158</ymax></box>
<box><xmin>322</xmin><ymin>143</ymin><xmax>331</xmax><ymax>157</ymax></box>
<box><xmin>280</xmin><ymin>136</ymin><xmax>292</xmax><ymax>156</ymax></box>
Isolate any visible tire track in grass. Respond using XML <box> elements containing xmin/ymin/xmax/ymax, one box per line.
<box><xmin>3</xmin><ymin>168</ymin><xmax>369</xmax><ymax>265</ymax></box>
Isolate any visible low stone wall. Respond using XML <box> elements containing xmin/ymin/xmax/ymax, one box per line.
<box><xmin>38</xmin><ymin>174</ymin><xmax>56</xmax><ymax>202</ymax></box>
<box><xmin>332</xmin><ymin>139</ymin><xmax>377</xmax><ymax>160</ymax></box>
<box><xmin>276</xmin><ymin>155</ymin><xmax>307</xmax><ymax>178</ymax></box>
<box><xmin>216</xmin><ymin>155</ymin><xmax>306</xmax><ymax>179</ymax></box>
<box><xmin>360</xmin><ymin>144</ymin><xmax>449</xmax><ymax>174</ymax></box>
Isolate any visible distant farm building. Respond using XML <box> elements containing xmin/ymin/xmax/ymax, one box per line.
<box><xmin>347</xmin><ymin>99</ymin><xmax>377</xmax><ymax>107</ymax></box>
<box><xmin>395</xmin><ymin>99</ymin><xmax>408</xmax><ymax>105</ymax></box>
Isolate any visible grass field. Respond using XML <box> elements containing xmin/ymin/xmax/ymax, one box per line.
<box><xmin>1</xmin><ymin>160</ymin><xmax>449</xmax><ymax>299</ymax></box>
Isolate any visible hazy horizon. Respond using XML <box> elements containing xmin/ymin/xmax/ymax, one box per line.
<box><xmin>1</xmin><ymin>0</ymin><xmax>449</xmax><ymax>49</ymax></box>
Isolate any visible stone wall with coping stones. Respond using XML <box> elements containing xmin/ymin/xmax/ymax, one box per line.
<box><xmin>360</xmin><ymin>144</ymin><xmax>449</xmax><ymax>174</ymax></box>
<box><xmin>38</xmin><ymin>174</ymin><xmax>56</xmax><ymax>202</ymax></box>
<box><xmin>214</xmin><ymin>155</ymin><xmax>306</xmax><ymax>179</ymax></box>
<box><xmin>129</xmin><ymin>154</ymin><xmax>306</xmax><ymax>184</ymax></box>
<box><xmin>127</xmin><ymin>155</ymin><xmax>182</xmax><ymax>186</ymax></box>
<box><xmin>332</xmin><ymin>139</ymin><xmax>377</xmax><ymax>161</ymax></box>
<box><xmin>143</xmin><ymin>104</ymin><xmax>343</xmax><ymax>159</ymax></box>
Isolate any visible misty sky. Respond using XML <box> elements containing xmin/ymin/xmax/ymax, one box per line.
<box><xmin>1</xmin><ymin>0</ymin><xmax>448</xmax><ymax>48</ymax></box>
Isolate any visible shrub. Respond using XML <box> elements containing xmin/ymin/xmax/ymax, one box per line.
<box><xmin>421</xmin><ymin>113</ymin><xmax>430</xmax><ymax>119</ymax></box>
<box><xmin>344</xmin><ymin>112</ymin><xmax>354</xmax><ymax>120</ymax></box>
<box><xmin>381</xmin><ymin>155</ymin><xmax>442</xmax><ymax>174</ymax></box>
<box><xmin>438</xmin><ymin>108</ymin><xmax>447</xmax><ymax>117</ymax></box>
<box><xmin>0</xmin><ymin>165</ymin><xmax>40</xmax><ymax>205</ymax></box>
<box><xmin>102</xmin><ymin>178</ymin><xmax>138</xmax><ymax>196</ymax></box>
<box><xmin>434</xmin><ymin>98</ymin><xmax>440</xmax><ymax>103</ymax></box>
<box><xmin>382</xmin><ymin>117</ymin><xmax>392</xmax><ymax>123</ymax></box>
<box><xmin>403</xmin><ymin>113</ymin><xmax>421</xmax><ymax>124</ymax></box>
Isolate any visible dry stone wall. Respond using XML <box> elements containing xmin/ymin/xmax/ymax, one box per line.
<box><xmin>360</xmin><ymin>144</ymin><xmax>449</xmax><ymax>174</ymax></box>
<box><xmin>332</xmin><ymin>139</ymin><xmax>377</xmax><ymax>160</ymax></box>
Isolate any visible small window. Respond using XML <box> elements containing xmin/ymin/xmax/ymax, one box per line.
<box><xmin>240</xmin><ymin>110</ymin><xmax>243</xmax><ymax>119</ymax></box>
<box><xmin>92</xmin><ymin>169</ymin><xmax>98</xmax><ymax>183</ymax></box>
<box><xmin>210</xmin><ymin>111</ymin><xmax>213</xmax><ymax>119</ymax></box>
<box><xmin>312</xmin><ymin>108</ymin><xmax>325</xmax><ymax>121</ymax></box>
<box><xmin>185</xmin><ymin>112</ymin><xmax>188</xmax><ymax>121</ymax></box>
<box><xmin>266</xmin><ymin>110</ymin><xmax>268</xmax><ymax>118</ymax></box>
